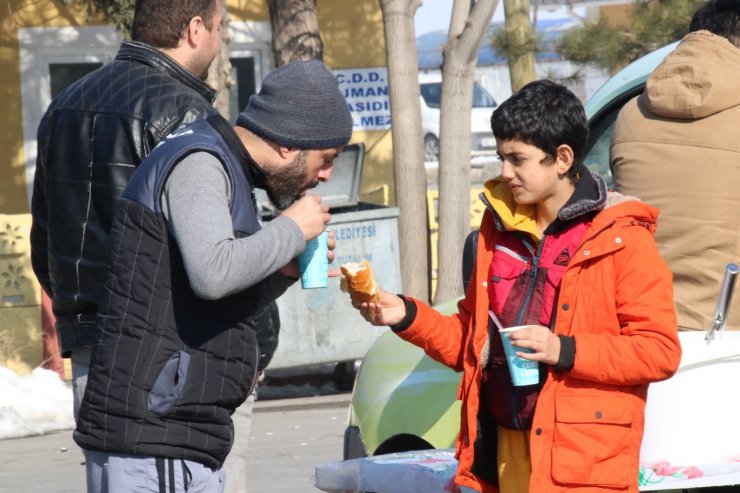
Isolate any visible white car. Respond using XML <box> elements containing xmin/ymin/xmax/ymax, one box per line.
<box><xmin>419</xmin><ymin>72</ymin><xmax>498</xmax><ymax>161</ymax></box>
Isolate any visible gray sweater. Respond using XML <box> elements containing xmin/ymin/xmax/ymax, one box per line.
<box><xmin>161</xmin><ymin>151</ymin><xmax>304</xmax><ymax>300</ymax></box>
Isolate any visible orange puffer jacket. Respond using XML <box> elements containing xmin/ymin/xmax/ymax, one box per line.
<box><xmin>399</xmin><ymin>192</ymin><xmax>681</xmax><ymax>493</ymax></box>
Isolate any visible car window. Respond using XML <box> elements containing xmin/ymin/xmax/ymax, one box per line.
<box><xmin>420</xmin><ymin>81</ymin><xmax>497</xmax><ymax>109</ymax></box>
<box><xmin>583</xmin><ymin>85</ymin><xmax>645</xmax><ymax>190</ymax></box>
<box><xmin>472</xmin><ymin>82</ymin><xmax>496</xmax><ymax>108</ymax></box>
<box><xmin>583</xmin><ymin>109</ymin><xmax>618</xmax><ymax>189</ymax></box>
<box><xmin>420</xmin><ymin>83</ymin><xmax>441</xmax><ymax>108</ymax></box>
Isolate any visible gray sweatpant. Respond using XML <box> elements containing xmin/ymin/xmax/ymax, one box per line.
<box><xmin>73</xmin><ymin>349</ymin><xmax>256</xmax><ymax>493</ymax></box>
<box><xmin>84</xmin><ymin>450</ymin><xmax>225</xmax><ymax>493</ymax></box>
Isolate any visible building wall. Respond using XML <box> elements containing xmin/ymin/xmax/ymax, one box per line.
<box><xmin>317</xmin><ymin>0</ymin><xmax>394</xmax><ymax>205</ymax></box>
<box><xmin>1</xmin><ymin>0</ymin><xmax>393</xmax><ymax>217</ymax></box>
<box><xmin>0</xmin><ymin>0</ymin><xmax>392</xmax><ymax>374</ymax></box>
<box><xmin>1</xmin><ymin>2</ymin><xmax>90</xmax><ymax>215</ymax></box>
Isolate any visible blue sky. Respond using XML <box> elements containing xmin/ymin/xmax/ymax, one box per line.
<box><xmin>415</xmin><ymin>1</ymin><xmax>582</xmax><ymax>36</ymax></box>
<box><xmin>414</xmin><ymin>0</ymin><xmax>457</xmax><ymax>35</ymax></box>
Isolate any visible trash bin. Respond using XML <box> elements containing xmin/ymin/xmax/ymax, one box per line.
<box><xmin>256</xmin><ymin>143</ymin><xmax>401</xmax><ymax>373</ymax></box>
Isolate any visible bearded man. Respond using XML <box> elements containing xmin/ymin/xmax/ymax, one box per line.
<box><xmin>73</xmin><ymin>59</ymin><xmax>352</xmax><ymax>493</ymax></box>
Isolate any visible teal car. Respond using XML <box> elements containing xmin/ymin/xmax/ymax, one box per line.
<box><xmin>582</xmin><ymin>42</ymin><xmax>678</xmax><ymax>188</ymax></box>
<box><xmin>343</xmin><ymin>43</ymin><xmax>679</xmax><ymax>461</ymax></box>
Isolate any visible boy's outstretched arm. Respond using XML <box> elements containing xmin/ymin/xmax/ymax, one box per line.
<box><xmin>351</xmin><ymin>289</ymin><xmax>472</xmax><ymax>373</ymax></box>
<box><xmin>354</xmin><ymin>290</ymin><xmax>407</xmax><ymax>327</ymax></box>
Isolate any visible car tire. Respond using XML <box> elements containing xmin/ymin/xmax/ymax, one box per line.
<box><xmin>374</xmin><ymin>434</ymin><xmax>434</xmax><ymax>456</ymax></box>
<box><xmin>333</xmin><ymin>360</ymin><xmax>357</xmax><ymax>391</ymax></box>
<box><xmin>424</xmin><ymin>134</ymin><xmax>440</xmax><ymax>162</ymax></box>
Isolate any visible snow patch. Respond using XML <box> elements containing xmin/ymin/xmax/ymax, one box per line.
<box><xmin>0</xmin><ymin>365</ymin><xmax>74</xmax><ymax>440</ymax></box>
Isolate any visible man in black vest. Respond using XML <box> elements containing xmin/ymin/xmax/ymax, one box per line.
<box><xmin>74</xmin><ymin>59</ymin><xmax>352</xmax><ymax>493</ymax></box>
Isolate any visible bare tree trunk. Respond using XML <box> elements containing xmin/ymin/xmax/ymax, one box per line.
<box><xmin>433</xmin><ymin>0</ymin><xmax>498</xmax><ymax>305</ymax></box>
<box><xmin>207</xmin><ymin>1</ymin><xmax>233</xmax><ymax>118</ymax></box>
<box><xmin>379</xmin><ymin>0</ymin><xmax>429</xmax><ymax>302</ymax></box>
<box><xmin>268</xmin><ymin>0</ymin><xmax>324</xmax><ymax>66</ymax></box>
<box><xmin>504</xmin><ymin>0</ymin><xmax>536</xmax><ymax>92</ymax></box>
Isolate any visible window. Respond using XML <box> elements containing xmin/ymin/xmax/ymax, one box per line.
<box><xmin>420</xmin><ymin>81</ymin><xmax>496</xmax><ymax>109</ymax></box>
<box><xmin>583</xmin><ymin>85</ymin><xmax>645</xmax><ymax>190</ymax></box>
<box><xmin>49</xmin><ymin>63</ymin><xmax>103</xmax><ymax>99</ymax></box>
<box><xmin>228</xmin><ymin>57</ymin><xmax>257</xmax><ymax>124</ymax></box>
<box><xmin>18</xmin><ymin>26</ymin><xmax>120</xmax><ymax>207</ymax></box>
<box><xmin>420</xmin><ymin>83</ymin><xmax>441</xmax><ymax>108</ymax></box>
<box><xmin>472</xmin><ymin>82</ymin><xmax>496</xmax><ymax>108</ymax></box>
<box><xmin>18</xmin><ymin>22</ymin><xmax>272</xmax><ymax>206</ymax></box>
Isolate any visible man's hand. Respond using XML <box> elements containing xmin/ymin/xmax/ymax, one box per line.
<box><xmin>281</xmin><ymin>195</ymin><xmax>330</xmax><ymax>241</ymax></box>
<box><xmin>326</xmin><ymin>230</ymin><xmax>340</xmax><ymax>277</ymax></box>
<box><xmin>507</xmin><ymin>325</ymin><xmax>561</xmax><ymax>366</ymax></box>
<box><xmin>281</xmin><ymin>230</ymin><xmax>338</xmax><ymax>279</ymax></box>
<box><xmin>353</xmin><ymin>290</ymin><xmax>407</xmax><ymax>327</ymax></box>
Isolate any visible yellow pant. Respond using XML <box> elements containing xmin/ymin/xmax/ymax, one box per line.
<box><xmin>497</xmin><ymin>426</ymin><xmax>531</xmax><ymax>493</ymax></box>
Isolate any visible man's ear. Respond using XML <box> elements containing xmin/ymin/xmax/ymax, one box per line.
<box><xmin>184</xmin><ymin>16</ymin><xmax>206</xmax><ymax>48</ymax></box>
<box><xmin>277</xmin><ymin>146</ymin><xmax>301</xmax><ymax>161</ymax></box>
<box><xmin>555</xmin><ymin>144</ymin><xmax>575</xmax><ymax>176</ymax></box>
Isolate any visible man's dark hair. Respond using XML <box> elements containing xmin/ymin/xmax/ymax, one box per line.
<box><xmin>690</xmin><ymin>0</ymin><xmax>740</xmax><ymax>46</ymax></box>
<box><xmin>491</xmin><ymin>79</ymin><xmax>588</xmax><ymax>183</ymax></box>
<box><xmin>132</xmin><ymin>0</ymin><xmax>218</xmax><ymax>48</ymax></box>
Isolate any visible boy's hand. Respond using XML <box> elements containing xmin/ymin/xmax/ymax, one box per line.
<box><xmin>508</xmin><ymin>325</ymin><xmax>561</xmax><ymax>366</ymax></box>
<box><xmin>353</xmin><ymin>289</ymin><xmax>406</xmax><ymax>327</ymax></box>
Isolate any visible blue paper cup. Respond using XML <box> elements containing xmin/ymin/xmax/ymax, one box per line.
<box><xmin>499</xmin><ymin>326</ymin><xmax>539</xmax><ymax>386</ymax></box>
<box><xmin>297</xmin><ymin>231</ymin><xmax>329</xmax><ymax>289</ymax></box>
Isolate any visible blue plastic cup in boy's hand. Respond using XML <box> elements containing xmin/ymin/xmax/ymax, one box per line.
<box><xmin>499</xmin><ymin>326</ymin><xmax>539</xmax><ymax>386</ymax></box>
<box><xmin>297</xmin><ymin>231</ymin><xmax>329</xmax><ymax>289</ymax></box>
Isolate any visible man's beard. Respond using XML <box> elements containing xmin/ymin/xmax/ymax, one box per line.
<box><xmin>264</xmin><ymin>151</ymin><xmax>318</xmax><ymax>210</ymax></box>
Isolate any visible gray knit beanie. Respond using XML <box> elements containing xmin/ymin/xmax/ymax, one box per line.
<box><xmin>236</xmin><ymin>60</ymin><xmax>353</xmax><ymax>149</ymax></box>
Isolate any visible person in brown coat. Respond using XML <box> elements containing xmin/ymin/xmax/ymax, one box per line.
<box><xmin>611</xmin><ymin>0</ymin><xmax>740</xmax><ymax>332</ymax></box>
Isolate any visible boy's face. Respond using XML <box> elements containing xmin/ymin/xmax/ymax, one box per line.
<box><xmin>496</xmin><ymin>138</ymin><xmax>575</xmax><ymax>207</ymax></box>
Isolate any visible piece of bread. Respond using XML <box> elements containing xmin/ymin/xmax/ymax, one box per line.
<box><xmin>340</xmin><ymin>260</ymin><xmax>381</xmax><ymax>303</ymax></box>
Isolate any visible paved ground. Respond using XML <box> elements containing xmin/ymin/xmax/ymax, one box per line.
<box><xmin>0</xmin><ymin>389</ymin><xmax>351</xmax><ymax>493</ymax></box>
<box><xmin>246</xmin><ymin>393</ymin><xmax>350</xmax><ymax>492</ymax></box>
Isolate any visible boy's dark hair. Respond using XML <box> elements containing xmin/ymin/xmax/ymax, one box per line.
<box><xmin>132</xmin><ymin>0</ymin><xmax>218</xmax><ymax>49</ymax></box>
<box><xmin>690</xmin><ymin>0</ymin><xmax>740</xmax><ymax>47</ymax></box>
<box><xmin>491</xmin><ymin>79</ymin><xmax>588</xmax><ymax>183</ymax></box>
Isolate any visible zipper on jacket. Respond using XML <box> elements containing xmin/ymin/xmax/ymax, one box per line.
<box><xmin>511</xmin><ymin>235</ymin><xmax>544</xmax><ymax>429</ymax></box>
<box><xmin>480</xmin><ymin>198</ymin><xmax>546</xmax><ymax>429</ymax></box>
<box><xmin>514</xmin><ymin>236</ymin><xmax>543</xmax><ymax>326</ymax></box>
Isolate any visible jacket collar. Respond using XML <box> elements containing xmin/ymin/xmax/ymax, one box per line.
<box><xmin>116</xmin><ymin>41</ymin><xmax>217</xmax><ymax>104</ymax></box>
<box><xmin>481</xmin><ymin>165</ymin><xmax>608</xmax><ymax>239</ymax></box>
<box><xmin>546</xmin><ymin>165</ymin><xmax>607</xmax><ymax>234</ymax></box>
<box><xmin>207</xmin><ymin>114</ymin><xmax>267</xmax><ymax>189</ymax></box>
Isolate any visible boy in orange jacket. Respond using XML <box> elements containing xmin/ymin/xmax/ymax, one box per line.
<box><xmin>351</xmin><ymin>80</ymin><xmax>681</xmax><ymax>493</ymax></box>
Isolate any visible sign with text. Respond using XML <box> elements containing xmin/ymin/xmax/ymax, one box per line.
<box><xmin>334</xmin><ymin>67</ymin><xmax>391</xmax><ymax>131</ymax></box>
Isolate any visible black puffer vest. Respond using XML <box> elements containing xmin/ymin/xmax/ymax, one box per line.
<box><xmin>74</xmin><ymin>116</ymin><xmax>267</xmax><ymax>468</ymax></box>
